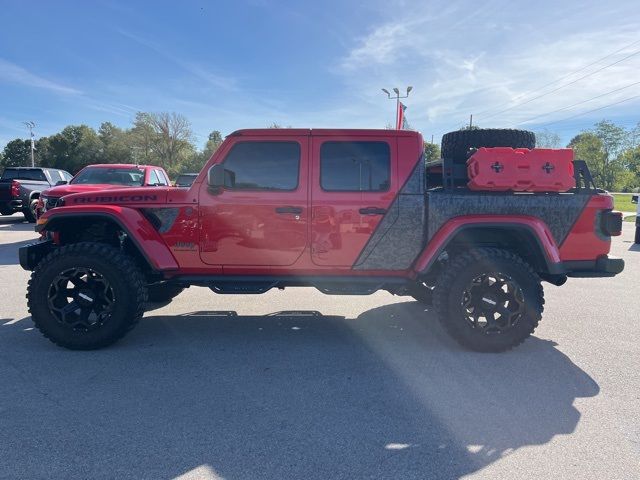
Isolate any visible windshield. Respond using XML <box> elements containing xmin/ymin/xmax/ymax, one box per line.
<box><xmin>71</xmin><ymin>167</ymin><xmax>145</xmax><ymax>186</ymax></box>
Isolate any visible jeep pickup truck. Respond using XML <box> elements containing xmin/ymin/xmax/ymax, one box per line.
<box><xmin>0</xmin><ymin>167</ymin><xmax>73</xmax><ymax>222</ymax></box>
<box><xmin>37</xmin><ymin>164</ymin><xmax>172</xmax><ymax>217</ymax></box>
<box><xmin>20</xmin><ymin>128</ymin><xmax>624</xmax><ymax>351</ymax></box>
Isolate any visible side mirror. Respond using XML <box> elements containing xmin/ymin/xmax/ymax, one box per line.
<box><xmin>55</xmin><ymin>180</ymin><xmax>68</xmax><ymax>186</ymax></box>
<box><xmin>207</xmin><ymin>164</ymin><xmax>225</xmax><ymax>193</ymax></box>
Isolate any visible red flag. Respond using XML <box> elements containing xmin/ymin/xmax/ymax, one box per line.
<box><xmin>396</xmin><ymin>102</ymin><xmax>408</xmax><ymax>129</ymax></box>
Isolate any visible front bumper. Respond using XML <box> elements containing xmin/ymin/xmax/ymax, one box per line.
<box><xmin>19</xmin><ymin>240</ymin><xmax>53</xmax><ymax>271</ymax></box>
<box><xmin>563</xmin><ymin>255</ymin><xmax>625</xmax><ymax>278</ymax></box>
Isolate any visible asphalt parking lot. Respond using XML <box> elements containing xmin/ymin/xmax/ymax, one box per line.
<box><xmin>1</xmin><ymin>213</ymin><xmax>638</xmax><ymax>480</ymax></box>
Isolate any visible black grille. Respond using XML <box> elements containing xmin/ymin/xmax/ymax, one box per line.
<box><xmin>43</xmin><ymin>197</ymin><xmax>60</xmax><ymax>211</ymax></box>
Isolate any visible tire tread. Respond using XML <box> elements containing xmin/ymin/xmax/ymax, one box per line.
<box><xmin>433</xmin><ymin>247</ymin><xmax>544</xmax><ymax>352</ymax></box>
<box><xmin>27</xmin><ymin>242</ymin><xmax>147</xmax><ymax>349</ymax></box>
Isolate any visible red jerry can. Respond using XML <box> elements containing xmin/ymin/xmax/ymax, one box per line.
<box><xmin>467</xmin><ymin>147</ymin><xmax>576</xmax><ymax>192</ymax></box>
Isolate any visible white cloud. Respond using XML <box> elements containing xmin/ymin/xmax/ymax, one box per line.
<box><xmin>0</xmin><ymin>58</ymin><xmax>81</xmax><ymax>95</ymax></box>
<box><xmin>334</xmin><ymin>0</ymin><xmax>640</xmax><ymax>140</ymax></box>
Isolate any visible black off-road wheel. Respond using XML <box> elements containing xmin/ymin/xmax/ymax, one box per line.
<box><xmin>27</xmin><ymin>242</ymin><xmax>147</xmax><ymax>350</ymax></box>
<box><xmin>441</xmin><ymin>128</ymin><xmax>536</xmax><ymax>164</ymax></box>
<box><xmin>23</xmin><ymin>199</ymin><xmax>38</xmax><ymax>223</ymax></box>
<box><xmin>433</xmin><ymin>248</ymin><xmax>544</xmax><ymax>352</ymax></box>
<box><xmin>147</xmin><ymin>283</ymin><xmax>184</xmax><ymax>303</ymax></box>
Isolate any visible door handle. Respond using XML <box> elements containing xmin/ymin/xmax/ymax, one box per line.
<box><xmin>275</xmin><ymin>206</ymin><xmax>303</xmax><ymax>214</ymax></box>
<box><xmin>359</xmin><ymin>207</ymin><xmax>387</xmax><ymax>215</ymax></box>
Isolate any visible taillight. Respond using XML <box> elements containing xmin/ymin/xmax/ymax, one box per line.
<box><xmin>601</xmin><ymin>210</ymin><xmax>623</xmax><ymax>237</ymax></box>
<box><xmin>10</xmin><ymin>180</ymin><xmax>20</xmax><ymax>197</ymax></box>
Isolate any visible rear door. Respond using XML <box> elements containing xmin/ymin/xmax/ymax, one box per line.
<box><xmin>310</xmin><ymin>136</ymin><xmax>397</xmax><ymax>266</ymax></box>
<box><xmin>199</xmin><ymin>136</ymin><xmax>309</xmax><ymax>266</ymax></box>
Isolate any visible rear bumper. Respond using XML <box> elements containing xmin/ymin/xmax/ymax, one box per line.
<box><xmin>562</xmin><ymin>255</ymin><xmax>625</xmax><ymax>278</ymax></box>
<box><xmin>19</xmin><ymin>240</ymin><xmax>53</xmax><ymax>271</ymax></box>
<box><xmin>0</xmin><ymin>200</ymin><xmax>23</xmax><ymax>211</ymax></box>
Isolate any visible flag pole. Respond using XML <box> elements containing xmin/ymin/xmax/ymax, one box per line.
<box><xmin>381</xmin><ymin>87</ymin><xmax>412</xmax><ymax>129</ymax></box>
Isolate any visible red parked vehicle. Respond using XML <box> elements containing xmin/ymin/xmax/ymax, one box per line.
<box><xmin>36</xmin><ymin>164</ymin><xmax>171</xmax><ymax>216</ymax></box>
<box><xmin>20</xmin><ymin>128</ymin><xmax>624</xmax><ymax>352</ymax></box>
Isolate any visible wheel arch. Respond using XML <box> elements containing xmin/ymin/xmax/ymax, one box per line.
<box><xmin>38</xmin><ymin>207</ymin><xmax>178</xmax><ymax>272</ymax></box>
<box><xmin>413</xmin><ymin>216</ymin><xmax>562</xmax><ymax>277</ymax></box>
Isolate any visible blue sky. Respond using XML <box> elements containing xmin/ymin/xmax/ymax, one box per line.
<box><xmin>1</xmin><ymin>0</ymin><xmax>639</xmax><ymax>150</ymax></box>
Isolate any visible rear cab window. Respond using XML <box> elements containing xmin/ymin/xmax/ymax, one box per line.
<box><xmin>1</xmin><ymin>169</ymin><xmax>47</xmax><ymax>181</ymax></box>
<box><xmin>320</xmin><ymin>141</ymin><xmax>391</xmax><ymax>191</ymax></box>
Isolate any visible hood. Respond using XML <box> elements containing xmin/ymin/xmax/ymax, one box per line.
<box><xmin>42</xmin><ymin>183</ymin><xmax>133</xmax><ymax>197</ymax></box>
<box><xmin>61</xmin><ymin>186</ymin><xmax>172</xmax><ymax>207</ymax></box>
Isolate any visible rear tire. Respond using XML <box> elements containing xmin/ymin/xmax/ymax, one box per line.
<box><xmin>27</xmin><ymin>242</ymin><xmax>147</xmax><ymax>350</ymax></box>
<box><xmin>433</xmin><ymin>248</ymin><xmax>544</xmax><ymax>352</ymax></box>
<box><xmin>147</xmin><ymin>283</ymin><xmax>184</xmax><ymax>303</ymax></box>
<box><xmin>23</xmin><ymin>199</ymin><xmax>38</xmax><ymax>223</ymax></box>
<box><xmin>635</xmin><ymin>225</ymin><xmax>640</xmax><ymax>244</ymax></box>
<box><xmin>441</xmin><ymin>128</ymin><xmax>536</xmax><ymax>164</ymax></box>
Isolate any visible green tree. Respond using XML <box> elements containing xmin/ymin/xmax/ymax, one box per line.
<box><xmin>130</xmin><ymin>112</ymin><xmax>194</xmax><ymax>175</ymax></box>
<box><xmin>617</xmin><ymin>146</ymin><xmax>640</xmax><ymax>191</ymax></box>
<box><xmin>568</xmin><ymin>132</ymin><xmax>607</xmax><ymax>187</ymax></box>
<box><xmin>202</xmin><ymin>130</ymin><xmax>223</xmax><ymax>159</ymax></box>
<box><xmin>1</xmin><ymin>139</ymin><xmax>32</xmax><ymax>168</ymax></box>
<box><xmin>98</xmin><ymin>122</ymin><xmax>133</xmax><ymax>164</ymax></box>
<box><xmin>592</xmin><ymin>120</ymin><xmax>629</xmax><ymax>190</ymax></box>
<box><xmin>174</xmin><ymin>130</ymin><xmax>224</xmax><ymax>177</ymax></box>
<box><xmin>130</xmin><ymin>112</ymin><xmax>158</xmax><ymax>165</ymax></box>
<box><xmin>424</xmin><ymin>142</ymin><xmax>441</xmax><ymax>161</ymax></box>
<box><xmin>43</xmin><ymin>125</ymin><xmax>102</xmax><ymax>173</ymax></box>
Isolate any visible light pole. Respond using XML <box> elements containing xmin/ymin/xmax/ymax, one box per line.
<box><xmin>23</xmin><ymin>121</ymin><xmax>36</xmax><ymax>167</ymax></box>
<box><xmin>381</xmin><ymin>86</ymin><xmax>412</xmax><ymax>129</ymax></box>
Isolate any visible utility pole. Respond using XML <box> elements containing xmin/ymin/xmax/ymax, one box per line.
<box><xmin>23</xmin><ymin>121</ymin><xmax>36</xmax><ymax>167</ymax></box>
<box><xmin>381</xmin><ymin>86</ymin><xmax>413</xmax><ymax>129</ymax></box>
<box><xmin>469</xmin><ymin>114</ymin><xmax>473</xmax><ymax>129</ymax></box>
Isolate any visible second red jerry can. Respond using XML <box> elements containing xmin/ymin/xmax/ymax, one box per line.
<box><xmin>467</xmin><ymin>147</ymin><xmax>576</xmax><ymax>192</ymax></box>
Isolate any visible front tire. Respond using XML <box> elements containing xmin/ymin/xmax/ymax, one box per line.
<box><xmin>433</xmin><ymin>248</ymin><xmax>544</xmax><ymax>352</ymax></box>
<box><xmin>635</xmin><ymin>225</ymin><xmax>640</xmax><ymax>244</ymax></box>
<box><xmin>23</xmin><ymin>199</ymin><xmax>38</xmax><ymax>223</ymax></box>
<box><xmin>27</xmin><ymin>242</ymin><xmax>147</xmax><ymax>350</ymax></box>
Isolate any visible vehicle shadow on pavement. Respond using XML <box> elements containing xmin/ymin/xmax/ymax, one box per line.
<box><xmin>0</xmin><ymin>239</ymin><xmax>37</xmax><ymax>265</ymax></box>
<box><xmin>0</xmin><ymin>215</ymin><xmax>34</xmax><ymax>231</ymax></box>
<box><xmin>1</xmin><ymin>302</ymin><xmax>599</xmax><ymax>480</ymax></box>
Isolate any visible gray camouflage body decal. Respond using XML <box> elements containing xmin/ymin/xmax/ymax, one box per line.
<box><xmin>354</xmin><ymin>161</ymin><xmax>425</xmax><ymax>270</ymax></box>
<box><xmin>353</xmin><ymin>163</ymin><xmax>591</xmax><ymax>270</ymax></box>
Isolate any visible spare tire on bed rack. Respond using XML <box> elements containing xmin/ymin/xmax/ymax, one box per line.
<box><xmin>441</xmin><ymin>128</ymin><xmax>536</xmax><ymax>164</ymax></box>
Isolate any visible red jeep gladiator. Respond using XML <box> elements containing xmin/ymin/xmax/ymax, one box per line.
<box><xmin>20</xmin><ymin>128</ymin><xmax>624</xmax><ymax>352</ymax></box>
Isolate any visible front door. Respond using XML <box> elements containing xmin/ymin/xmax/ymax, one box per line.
<box><xmin>199</xmin><ymin>137</ymin><xmax>309</xmax><ymax>266</ymax></box>
<box><xmin>310</xmin><ymin>136</ymin><xmax>397</xmax><ymax>266</ymax></box>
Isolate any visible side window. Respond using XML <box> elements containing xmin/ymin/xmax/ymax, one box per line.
<box><xmin>148</xmin><ymin>169</ymin><xmax>160</xmax><ymax>186</ymax></box>
<box><xmin>320</xmin><ymin>141</ymin><xmax>390</xmax><ymax>191</ymax></box>
<box><xmin>64</xmin><ymin>172</ymin><xmax>73</xmax><ymax>182</ymax></box>
<box><xmin>222</xmin><ymin>141</ymin><xmax>300</xmax><ymax>191</ymax></box>
<box><xmin>155</xmin><ymin>169</ymin><xmax>169</xmax><ymax>186</ymax></box>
